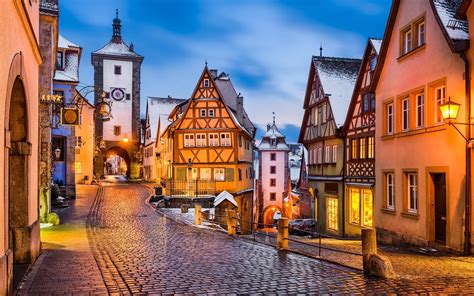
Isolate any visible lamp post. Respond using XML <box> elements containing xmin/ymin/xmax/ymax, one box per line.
<box><xmin>440</xmin><ymin>97</ymin><xmax>471</xmax><ymax>255</ymax></box>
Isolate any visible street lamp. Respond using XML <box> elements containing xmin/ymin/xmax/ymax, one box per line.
<box><xmin>122</xmin><ymin>137</ymin><xmax>129</xmax><ymax>143</ymax></box>
<box><xmin>439</xmin><ymin>98</ymin><xmax>471</xmax><ymax>256</ymax></box>
<box><xmin>54</xmin><ymin>148</ymin><xmax>61</xmax><ymax>160</ymax></box>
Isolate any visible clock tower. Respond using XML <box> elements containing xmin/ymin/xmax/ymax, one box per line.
<box><xmin>92</xmin><ymin>10</ymin><xmax>144</xmax><ymax>178</ymax></box>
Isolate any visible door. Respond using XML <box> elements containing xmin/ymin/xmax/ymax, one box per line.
<box><xmin>433</xmin><ymin>173</ymin><xmax>447</xmax><ymax>243</ymax></box>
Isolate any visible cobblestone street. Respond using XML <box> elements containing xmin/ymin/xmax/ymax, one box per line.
<box><xmin>19</xmin><ymin>183</ymin><xmax>474</xmax><ymax>294</ymax></box>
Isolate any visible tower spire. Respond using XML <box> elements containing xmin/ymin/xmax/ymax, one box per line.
<box><xmin>272</xmin><ymin>112</ymin><xmax>275</xmax><ymax>125</ymax></box>
<box><xmin>112</xmin><ymin>9</ymin><xmax>122</xmax><ymax>42</ymax></box>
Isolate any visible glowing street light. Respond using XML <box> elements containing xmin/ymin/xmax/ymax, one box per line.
<box><xmin>440</xmin><ymin>97</ymin><xmax>461</xmax><ymax>121</ymax></box>
<box><xmin>122</xmin><ymin>137</ymin><xmax>129</xmax><ymax>143</ymax></box>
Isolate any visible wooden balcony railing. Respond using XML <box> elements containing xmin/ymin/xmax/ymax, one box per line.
<box><xmin>164</xmin><ymin>179</ymin><xmax>216</xmax><ymax>198</ymax></box>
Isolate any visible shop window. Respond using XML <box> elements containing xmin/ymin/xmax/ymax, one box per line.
<box><xmin>327</xmin><ymin>196</ymin><xmax>338</xmax><ymax>231</ymax></box>
<box><xmin>349</xmin><ymin>188</ymin><xmax>373</xmax><ymax>227</ymax></box>
<box><xmin>350</xmin><ymin>188</ymin><xmax>361</xmax><ymax>224</ymax></box>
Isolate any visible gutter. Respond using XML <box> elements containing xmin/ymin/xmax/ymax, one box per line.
<box><xmin>460</xmin><ymin>52</ymin><xmax>472</xmax><ymax>256</ymax></box>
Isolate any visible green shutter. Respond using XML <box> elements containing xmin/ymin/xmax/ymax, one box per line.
<box><xmin>176</xmin><ymin>167</ymin><xmax>186</xmax><ymax>180</ymax></box>
<box><xmin>225</xmin><ymin>168</ymin><xmax>234</xmax><ymax>182</ymax></box>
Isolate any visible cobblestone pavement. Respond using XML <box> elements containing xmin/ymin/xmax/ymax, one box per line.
<box><xmin>85</xmin><ymin>183</ymin><xmax>474</xmax><ymax>294</ymax></box>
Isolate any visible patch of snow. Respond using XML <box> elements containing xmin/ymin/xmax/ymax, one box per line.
<box><xmin>214</xmin><ymin>191</ymin><xmax>238</xmax><ymax>207</ymax></box>
<box><xmin>370</xmin><ymin>38</ymin><xmax>382</xmax><ymax>55</ymax></box>
<box><xmin>433</xmin><ymin>0</ymin><xmax>469</xmax><ymax>41</ymax></box>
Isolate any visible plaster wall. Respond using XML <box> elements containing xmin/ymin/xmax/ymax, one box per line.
<box><xmin>259</xmin><ymin>150</ymin><xmax>287</xmax><ymax>208</ymax></box>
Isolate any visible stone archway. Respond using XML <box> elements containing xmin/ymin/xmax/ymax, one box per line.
<box><xmin>263</xmin><ymin>205</ymin><xmax>282</xmax><ymax>227</ymax></box>
<box><xmin>105</xmin><ymin>146</ymin><xmax>131</xmax><ymax>178</ymax></box>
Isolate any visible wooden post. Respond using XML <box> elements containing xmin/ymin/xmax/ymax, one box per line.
<box><xmin>277</xmin><ymin>218</ymin><xmax>289</xmax><ymax>250</ymax></box>
<box><xmin>227</xmin><ymin>209</ymin><xmax>236</xmax><ymax>235</ymax></box>
<box><xmin>361</xmin><ymin>228</ymin><xmax>377</xmax><ymax>272</ymax></box>
<box><xmin>194</xmin><ymin>204</ymin><xmax>202</xmax><ymax>225</ymax></box>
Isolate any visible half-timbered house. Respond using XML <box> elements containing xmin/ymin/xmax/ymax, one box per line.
<box><xmin>342</xmin><ymin>38</ymin><xmax>381</xmax><ymax>237</ymax></box>
<box><xmin>160</xmin><ymin>66</ymin><xmax>256</xmax><ymax>232</ymax></box>
<box><xmin>299</xmin><ymin>56</ymin><xmax>361</xmax><ymax>237</ymax></box>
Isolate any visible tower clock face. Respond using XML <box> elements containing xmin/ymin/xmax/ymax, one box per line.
<box><xmin>111</xmin><ymin>88</ymin><xmax>125</xmax><ymax>101</ymax></box>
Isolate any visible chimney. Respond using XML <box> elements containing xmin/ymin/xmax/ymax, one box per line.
<box><xmin>210</xmin><ymin>69</ymin><xmax>218</xmax><ymax>79</ymax></box>
<box><xmin>236</xmin><ymin>93</ymin><xmax>244</xmax><ymax>125</ymax></box>
<box><xmin>130</xmin><ymin>43</ymin><xmax>134</xmax><ymax>52</ymax></box>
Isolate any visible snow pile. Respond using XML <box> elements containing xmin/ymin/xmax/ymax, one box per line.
<box><xmin>433</xmin><ymin>0</ymin><xmax>469</xmax><ymax>41</ymax></box>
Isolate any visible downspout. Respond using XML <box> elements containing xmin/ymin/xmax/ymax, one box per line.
<box><xmin>460</xmin><ymin>51</ymin><xmax>471</xmax><ymax>256</ymax></box>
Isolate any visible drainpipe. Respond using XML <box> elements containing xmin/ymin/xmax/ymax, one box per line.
<box><xmin>460</xmin><ymin>52</ymin><xmax>471</xmax><ymax>256</ymax></box>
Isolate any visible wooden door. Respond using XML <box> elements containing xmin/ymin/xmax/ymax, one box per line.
<box><xmin>433</xmin><ymin>173</ymin><xmax>447</xmax><ymax>243</ymax></box>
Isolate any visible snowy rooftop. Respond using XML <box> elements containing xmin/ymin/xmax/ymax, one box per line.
<box><xmin>433</xmin><ymin>0</ymin><xmax>469</xmax><ymax>41</ymax></box>
<box><xmin>58</xmin><ymin>35</ymin><xmax>79</xmax><ymax>49</ymax></box>
<box><xmin>93</xmin><ymin>40</ymin><xmax>142</xmax><ymax>57</ymax></box>
<box><xmin>146</xmin><ymin>97</ymin><xmax>186</xmax><ymax>143</ymax></box>
<box><xmin>258</xmin><ymin>122</ymin><xmax>289</xmax><ymax>151</ymax></box>
<box><xmin>313</xmin><ymin>56</ymin><xmax>361</xmax><ymax>127</ymax></box>
<box><xmin>214</xmin><ymin>191</ymin><xmax>238</xmax><ymax>207</ymax></box>
<box><xmin>370</xmin><ymin>38</ymin><xmax>382</xmax><ymax>55</ymax></box>
<box><xmin>54</xmin><ymin>35</ymin><xmax>80</xmax><ymax>83</ymax></box>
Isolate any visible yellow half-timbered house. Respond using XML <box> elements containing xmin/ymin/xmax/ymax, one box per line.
<box><xmin>160</xmin><ymin>66</ymin><xmax>256</xmax><ymax>230</ymax></box>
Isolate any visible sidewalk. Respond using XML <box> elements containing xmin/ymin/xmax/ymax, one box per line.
<box><xmin>17</xmin><ymin>185</ymin><xmax>108</xmax><ymax>295</ymax></box>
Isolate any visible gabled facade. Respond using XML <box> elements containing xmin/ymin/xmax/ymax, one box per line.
<box><xmin>299</xmin><ymin>56</ymin><xmax>361</xmax><ymax>237</ymax></box>
<box><xmin>161</xmin><ymin>66</ymin><xmax>255</xmax><ymax>232</ymax></box>
<box><xmin>373</xmin><ymin>0</ymin><xmax>472</xmax><ymax>253</ymax></box>
<box><xmin>342</xmin><ymin>38</ymin><xmax>381</xmax><ymax>236</ymax></box>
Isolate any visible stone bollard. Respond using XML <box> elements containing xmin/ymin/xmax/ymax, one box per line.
<box><xmin>361</xmin><ymin>228</ymin><xmax>377</xmax><ymax>271</ymax></box>
<box><xmin>194</xmin><ymin>204</ymin><xmax>202</xmax><ymax>225</ymax></box>
<box><xmin>277</xmin><ymin>218</ymin><xmax>289</xmax><ymax>250</ymax></box>
<box><xmin>361</xmin><ymin>228</ymin><xmax>396</xmax><ymax>279</ymax></box>
<box><xmin>226</xmin><ymin>209</ymin><xmax>236</xmax><ymax>235</ymax></box>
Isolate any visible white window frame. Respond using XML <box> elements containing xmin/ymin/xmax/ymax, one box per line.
<box><xmin>407</xmin><ymin>173</ymin><xmax>418</xmax><ymax>213</ymax></box>
<box><xmin>416</xmin><ymin>93</ymin><xmax>424</xmax><ymax>128</ymax></box>
<box><xmin>321</xmin><ymin>104</ymin><xmax>326</xmax><ymax>123</ymax></box>
<box><xmin>200</xmin><ymin>168</ymin><xmax>212</xmax><ymax>181</ymax></box>
<box><xmin>386</xmin><ymin>173</ymin><xmax>395</xmax><ymax>210</ymax></box>
<box><xmin>214</xmin><ymin>168</ymin><xmax>225</xmax><ymax>181</ymax></box>
<box><xmin>325</xmin><ymin>146</ymin><xmax>331</xmax><ymax>163</ymax></box>
<box><xmin>196</xmin><ymin>133</ymin><xmax>206</xmax><ymax>147</ymax></box>
<box><xmin>200</xmin><ymin>109</ymin><xmax>206</xmax><ymax>118</ymax></box>
<box><xmin>220</xmin><ymin>133</ymin><xmax>231</xmax><ymax>147</ymax></box>
<box><xmin>184</xmin><ymin>134</ymin><xmax>195</xmax><ymax>147</ymax></box>
<box><xmin>209</xmin><ymin>133</ymin><xmax>219</xmax><ymax>146</ymax></box>
<box><xmin>434</xmin><ymin>86</ymin><xmax>446</xmax><ymax>124</ymax></box>
<box><xmin>332</xmin><ymin>145</ymin><xmax>337</xmax><ymax>163</ymax></box>
<box><xmin>402</xmin><ymin>98</ymin><xmax>409</xmax><ymax>131</ymax></box>
<box><xmin>417</xmin><ymin>21</ymin><xmax>425</xmax><ymax>46</ymax></box>
<box><xmin>387</xmin><ymin>103</ymin><xmax>394</xmax><ymax>135</ymax></box>
<box><xmin>208</xmin><ymin>109</ymin><xmax>215</xmax><ymax>117</ymax></box>
<box><xmin>404</xmin><ymin>29</ymin><xmax>412</xmax><ymax>54</ymax></box>
<box><xmin>317</xmin><ymin>147</ymin><xmax>322</xmax><ymax>164</ymax></box>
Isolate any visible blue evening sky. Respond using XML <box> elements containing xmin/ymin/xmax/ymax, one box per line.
<box><xmin>58</xmin><ymin>0</ymin><xmax>391</xmax><ymax>142</ymax></box>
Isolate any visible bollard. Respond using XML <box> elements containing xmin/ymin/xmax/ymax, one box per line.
<box><xmin>361</xmin><ymin>228</ymin><xmax>377</xmax><ymax>272</ymax></box>
<box><xmin>226</xmin><ymin>209</ymin><xmax>236</xmax><ymax>235</ymax></box>
<box><xmin>194</xmin><ymin>204</ymin><xmax>202</xmax><ymax>225</ymax></box>
<box><xmin>277</xmin><ymin>218</ymin><xmax>289</xmax><ymax>250</ymax></box>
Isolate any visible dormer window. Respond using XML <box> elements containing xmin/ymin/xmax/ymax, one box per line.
<box><xmin>204</xmin><ymin>79</ymin><xmax>210</xmax><ymax>88</ymax></box>
<box><xmin>56</xmin><ymin>52</ymin><xmax>64</xmax><ymax>70</ymax></box>
<box><xmin>271</xmin><ymin>139</ymin><xmax>276</xmax><ymax>146</ymax></box>
<box><xmin>114</xmin><ymin>65</ymin><xmax>122</xmax><ymax>75</ymax></box>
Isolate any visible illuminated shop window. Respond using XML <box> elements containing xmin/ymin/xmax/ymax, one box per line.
<box><xmin>327</xmin><ymin>196</ymin><xmax>338</xmax><ymax>231</ymax></box>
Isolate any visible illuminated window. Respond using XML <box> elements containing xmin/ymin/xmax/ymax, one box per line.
<box><xmin>362</xmin><ymin>189</ymin><xmax>373</xmax><ymax>227</ymax></box>
<box><xmin>200</xmin><ymin>168</ymin><xmax>211</xmax><ymax>180</ymax></box>
<box><xmin>359</xmin><ymin>138</ymin><xmax>366</xmax><ymax>159</ymax></box>
<box><xmin>351</xmin><ymin>139</ymin><xmax>358</xmax><ymax>160</ymax></box>
<box><xmin>350</xmin><ymin>188</ymin><xmax>360</xmax><ymax>224</ymax></box>
<box><xmin>184</xmin><ymin>134</ymin><xmax>195</xmax><ymax>147</ymax></box>
<box><xmin>220</xmin><ymin>133</ymin><xmax>231</xmax><ymax>146</ymax></box>
<box><xmin>327</xmin><ymin>196</ymin><xmax>338</xmax><ymax>231</ymax></box>
<box><xmin>214</xmin><ymin>168</ymin><xmax>225</xmax><ymax>181</ymax></box>
<box><xmin>349</xmin><ymin>188</ymin><xmax>373</xmax><ymax>227</ymax></box>
<box><xmin>434</xmin><ymin>86</ymin><xmax>445</xmax><ymax>123</ymax></box>
<box><xmin>209</xmin><ymin>133</ymin><xmax>219</xmax><ymax>146</ymax></box>
<box><xmin>74</xmin><ymin>162</ymin><xmax>82</xmax><ymax>174</ymax></box>
<box><xmin>416</xmin><ymin>93</ymin><xmax>424</xmax><ymax>128</ymax></box>
<box><xmin>196</xmin><ymin>134</ymin><xmax>206</xmax><ymax>147</ymax></box>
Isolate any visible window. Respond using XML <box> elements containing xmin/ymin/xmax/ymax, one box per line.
<box><xmin>387</xmin><ymin>103</ymin><xmax>394</xmax><ymax>134</ymax></box>
<box><xmin>214</xmin><ymin>168</ymin><xmax>225</xmax><ymax>181</ymax></box>
<box><xmin>332</xmin><ymin>145</ymin><xmax>337</xmax><ymax>163</ymax></box>
<box><xmin>114</xmin><ymin>65</ymin><xmax>121</xmax><ymax>75</ymax></box>
<box><xmin>75</xmin><ymin>136</ymin><xmax>83</xmax><ymax>147</ymax></box>
<box><xmin>56</xmin><ymin>52</ymin><xmax>64</xmax><ymax>69</ymax></box>
<box><xmin>114</xmin><ymin>125</ymin><xmax>121</xmax><ymax>136</ymax></box>
<box><xmin>200</xmin><ymin>109</ymin><xmax>206</xmax><ymax>117</ymax></box>
<box><xmin>385</xmin><ymin>173</ymin><xmax>395</xmax><ymax>210</ymax></box>
<box><xmin>270</xmin><ymin>166</ymin><xmax>276</xmax><ymax>174</ymax></box>
<box><xmin>204</xmin><ymin>79</ymin><xmax>210</xmax><ymax>88</ymax></box>
<box><xmin>416</xmin><ymin>93</ymin><xmax>424</xmax><ymax>128</ymax></box>
<box><xmin>325</xmin><ymin>146</ymin><xmax>331</xmax><ymax>163</ymax></box>
<box><xmin>362</xmin><ymin>189</ymin><xmax>373</xmax><ymax>227</ymax></box>
<box><xmin>209</xmin><ymin>133</ymin><xmax>219</xmax><ymax>146</ymax></box>
<box><xmin>359</xmin><ymin>138</ymin><xmax>366</xmax><ymax>159</ymax></box>
<box><xmin>313</xmin><ymin>107</ymin><xmax>319</xmax><ymax>126</ymax></box>
<box><xmin>321</xmin><ymin>104</ymin><xmax>327</xmax><ymax>123</ymax></box>
<box><xmin>417</xmin><ymin>21</ymin><xmax>425</xmax><ymax>47</ymax></box>
<box><xmin>370</xmin><ymin>93</ymin><xmax>376</xmax><ymax>111</ymax></box>
<box><xmin>74</xmin><ymin>162</ymin><xmax>82</xmax><ymax>174</ymax></box>
<box><xmin>350</xmin><ymin>188</ymin><xmax>361</xmax><ymax>224</ymax></box>
<box><xmin>270</xmin><ymin>178</ymin><xmax>276</xmax><ymax>187</ymax></box>
<box><xmin>52</xmin><ymin>137</ymin><xmax>65</xmax><ymax>161</ymax></box>
<box><xmin>435</xmin><ymin>86</ymin><xmax>446</xmax><ymax>123</ymax></box>
<box><xmin>407</xmin><ymin>173</ymin><xmax>418</xmax><ymax>213</ymax></box>
<box><xmin>402</xmin><ymin>98</ymin><xmax>409</xmax><ymax>131</ymax></box>
<box><xmin>370</xmin><ymin>56</ymin><xmax>377</xmax><ymax>71</ymax></box>
<box><xmin>238</xmin><ymin>169</ymin><xmax>242</xmax><ymax>181</ymax></box>
<box><xmin>351</xmin><ymin>139</ymin><xmax>358</xmax><ymax>160</ymax></box>
<box><xmin>238</xmin><ymin>135</ymin><xmax>242</xmax><ymax>147</ymax></box>
<box><xmin>270</xmin><ymin>193</ymin><xmax>276</xmax><ymax>201</ymax></box>
<box><xmin>270</xmin><ymin>153</ymin><xmax>276</xmax><ymax>161</ymax></box>
<box><xmin>367</xmin><ymin>137</ymin><xmax>375</xmax><ymax>159</ymax></box>
<box><xmin>363</xmin><ymin>94</ymin><xmax>370</xmax><ymax>112</ymax></box>
<box><xmin>327</xmin><ymin>196</ymin><xmax>338</xmax><ymax>231</ymax></box>
<box><xmin>184</xmin><ymin>134</ymin><xmax>195</xmax><ymax>147</ymax></box>
<box><xmin>196</xmin><ymin>134</ymin><xmax>206</xmax><ymax>147</ymax></box>
<box><xmin>317</xmin><ymin>147</ymin><xmax>322</xmax><ymax>164</ymax></box>
<box><xmin>402</xmin><ymin>29</ymin><xmax>412</xmax><ymax>55</ymax></box>
<box><xmin>200</xmin><ymin>168</ymin><xmax>211</xmax><ymax>180</ymax></box>
<box><xmin>208</xmin><ymin>109</ymin><xmax>215</xmax><ymax>117</ymax></box>
<box><xmin>220</xmin><ymin>133</ymin><xmax>231</xmax><ymax>146</ymax></box>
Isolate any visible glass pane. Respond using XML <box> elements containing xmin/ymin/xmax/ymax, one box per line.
<box><xmin>350</xmin><ymin>189</ymin><xmax>360</xmax><ymax>224</ymax></box>
<box><xmin>362</xmin><ymin>189</ymin><xmax>373</xmax><ymax>227</ymax></box>
<box><xmin>327</xmin><ymin>197</ymin><xmax>339</xmax><ymax>231</ymax></box>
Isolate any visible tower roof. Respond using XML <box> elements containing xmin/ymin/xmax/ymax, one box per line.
<box><xmin>258</xmin><ymin>116</ymin><xmax>289</xmax><ymax>151</ymax></box>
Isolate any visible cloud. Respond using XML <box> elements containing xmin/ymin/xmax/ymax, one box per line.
<box><xmin>331</xmin><ymin>0</ymin><xmax>384</xmax><ymax>15</ymax></box>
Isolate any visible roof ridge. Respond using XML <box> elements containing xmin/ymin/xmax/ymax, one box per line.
<box><xmin>312</xmin><ymin>56</ymin><xmax>362</xmax><ymax>62</ymax></box>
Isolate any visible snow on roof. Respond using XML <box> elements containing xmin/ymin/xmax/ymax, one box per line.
<box><xmin>146</xmin><ymin>97</ymin><xmax>186</xmax><ymax>143</ymax></box>
<box><xmin>258</xmin><ymin>122</ymin><xmax>289</xmax><ymax>151</ymax></box>
<box><xmin>433</xmin><ymin>0</ymin><xmax>469</xmax><ymax>41</ymax></box>
<box><xmin>370</xmin><ymin>38</ymin><xmax>382</xmax><ymax>55</ymax></box>
<box><xmin>313</xmin><ymin>56</ymin><xmax>361</xmax><ymax>127</ymax></box>
<box><xmin>54</xmin><ymin>52</ymin><xmax>79</xmax><ymax>83</ymax></box>
<box><xmin>58</xmin><ymin>34</ymin><xmax>79</xmax><ymax>49</ymax></box>
<box><xmin>93</xmin><ymin>40</ymin><xmax>142</xmax><ymax>57</ymax></box>
<box><xmin>214</xmin><ymin>191</ymin><xmax>238</xmax><ymax>207</ymax></box>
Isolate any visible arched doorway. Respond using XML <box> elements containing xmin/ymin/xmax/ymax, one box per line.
<box><xmin>263</xmin><ymin>205</ymin><xmax>282</xmax><ymax>227</ymax></box>
<box><xmin>104</xmin><ymin>146</ymin><xmax>131</xmax><ymax>178</ymax></box>
<box><xmin>7</xmin><ymin>77</ymin><xmax>31</xmax><ymax>290</ymax></box>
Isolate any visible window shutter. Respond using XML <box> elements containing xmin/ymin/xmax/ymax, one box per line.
<box><xmin>176</xmin><ymin>168</ymin><xmax>186</xmax><ymax>180</ymax></box>
<box><xmin>225</xmin><ymin>168</ymin><xmax>234</xmax><ymax>181</ymax></box>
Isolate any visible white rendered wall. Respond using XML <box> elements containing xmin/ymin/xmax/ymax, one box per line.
<box><xmin>260</xmin><ymin>150</ymin><xmax>287</xmax><ymax>207</ymax></box>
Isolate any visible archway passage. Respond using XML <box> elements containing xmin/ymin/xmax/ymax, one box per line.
<box><xmin>8</xmin><ymin>77</ymin><xmax>31</xmax><ymax>291</ymax></box>
<box><xmin>104</xmin><ymin>146</ymin><xmax>131</xmax><ymax>178</ymax></box>
<box><xmin>263</xmin><ymin>206</ymin><xmax>282</xmax><ymax>227</ymax></box>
